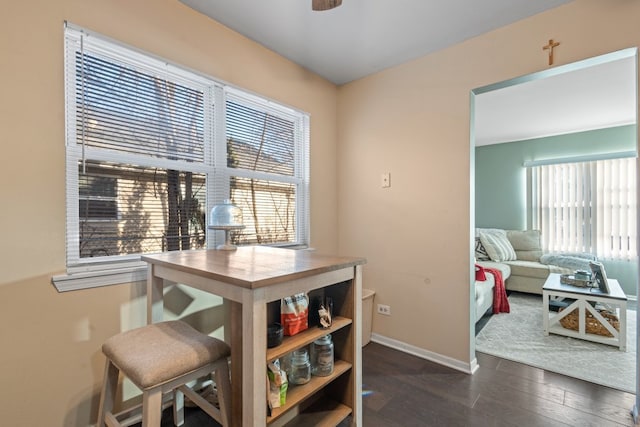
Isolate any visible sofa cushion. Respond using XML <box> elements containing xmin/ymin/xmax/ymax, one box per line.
<box><xmin>503</xmin><ymin>260</ymin><xmax>571</xmax><ymax>279</ymax></box>
<box><xmin>506</xmin><ymin>230</ymin><xmax>543</xmax><ymax>262</ymax></box>
<box><xmin>476</xmin><ymin>260</ymin><xmax>511</xmax><ymax>280</ymax></box>
<box><xmin>475</xmin><ymin>276</ymin><xmax>494</xmax><ymax>321</ymax></box>
<box><xmin>479</xmin><ymin>231</ymin><xmax>517</xmax><ymax>262</ymax></box>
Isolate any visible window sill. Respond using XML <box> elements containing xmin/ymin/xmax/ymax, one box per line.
<box><xmin>51</xmin><ymin>264</ymin><xmax>147</xmax><ymax>292</ymax></box>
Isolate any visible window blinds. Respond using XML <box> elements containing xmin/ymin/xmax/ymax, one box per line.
<box><xmin>64</xmin><ymin>24</ymin><xmax>309</xmax><ymax>271</ymax></box>
<box><xmin>223</xmin><ymin>92</ymin><xmax>309</xmax><ymax>245</ymax></box>
<box><xmin>531</xmin><ymin>157</ymin><xmax>637</xmax><ymax>260</ymax></box>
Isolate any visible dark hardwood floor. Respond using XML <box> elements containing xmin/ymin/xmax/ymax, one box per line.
<box><xmin>361</xmin><ymin>343</ymin><xmax>635</xmax><ymax>427</ymax></box>
<box><xmin>146</xmin><ymin>342</ymin><xmax>636</xmax><ymax>426</ymax></box>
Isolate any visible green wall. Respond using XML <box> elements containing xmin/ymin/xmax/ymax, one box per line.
<box><xmin>475</xmin><ymin>124</ymin><xmax>638</xmax><ymax>296</ymax></box>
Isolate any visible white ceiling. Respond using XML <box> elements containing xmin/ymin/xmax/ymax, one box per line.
<box><xmin>179</xmin><ymin>0</ymin><xmax>573</xmax><ymax>85</ymax></box>
<box><xmin>179</xmin><ymin>0</ymin><xmax>636</xmax><ymax>143</ymax></box>
<box><xmin>474</xmin><ymin>54</ymin><xmax>637</xmax><ymax>146</ymax></box>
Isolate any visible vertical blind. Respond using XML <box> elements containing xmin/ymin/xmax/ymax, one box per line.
<box><xmin>64</xmin><ymin>24</ymin><xmax>310</xmax><ymax>270</ymax></box>
<box><xmin>531</xmin><ymin>157</ymin><xmax>637</xmax><ymax>260</ymax></box>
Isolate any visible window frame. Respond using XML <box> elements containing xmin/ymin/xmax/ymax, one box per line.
<box><xmin>54</xmin><ymin>23</ymin><xmax>310</xmax><ymax>291</ymax></box>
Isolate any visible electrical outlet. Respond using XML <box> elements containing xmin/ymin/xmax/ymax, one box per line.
<box><xmin>377</xmin><ymin>304</ymin><xmax>391</xmax><ymax>316</ymax></box>
<box><xmin>381</xmin><ymin>172</ymin><xmax>391</xmax><ymax>188</ymax></box>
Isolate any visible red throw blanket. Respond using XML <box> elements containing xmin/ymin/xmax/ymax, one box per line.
<box><xmin>475</xmin><ymin>264</ymin><xmax>510</xmax><ymax>314</ymax></box>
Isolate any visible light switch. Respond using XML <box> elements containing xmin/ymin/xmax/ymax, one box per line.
<box><xmin>381</xmin><ymin>172</ymin><xmax>391</xmax><ymax>188</ymax></box>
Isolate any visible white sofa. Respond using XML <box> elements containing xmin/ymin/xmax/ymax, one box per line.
<box><xmin>473</xmin><ymin>228</ymin><xmax>595</xmax><ymax>322</ymax></box>
<box><xmin>474</xmin><ymin>262</ymin><xmax>510</xmax><ymax>322</ymax></box>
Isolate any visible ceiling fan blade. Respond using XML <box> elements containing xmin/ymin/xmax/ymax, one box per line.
<box><xmin>312</xmin><ymin>0</ymin><xmax>342</xmax><ymax>11</ymax></box>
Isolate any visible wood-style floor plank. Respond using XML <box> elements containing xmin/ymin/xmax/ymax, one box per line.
<box><xmin>563</xmin><ymin>391</ymin><xmax>637</xmax><ymax>426</ymax></box>
<box><xmin>136</xmin><ymin>342</ymin><xmax>636</xmax><ymax>427</ymax></box>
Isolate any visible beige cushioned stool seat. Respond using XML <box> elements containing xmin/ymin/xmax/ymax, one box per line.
<box><xmin>102</xmin><ymin>320</ymin><xmax>230</xmax><ymax>389</ymax></box>
<box><xmin>97</xmin><ymin>320</ymin><xmax>231</xmax><ymax>427</ymax></box>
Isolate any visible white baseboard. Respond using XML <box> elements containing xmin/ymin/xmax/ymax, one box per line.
<box><xmin>370</xmin><ymin>333</ymin><xmax>477</xmax><ymax>375</ymax></box>
<box><xmin>470</xmin><ymin>357</ymin><xmax>480</xmax><ymax>374</ymax></box>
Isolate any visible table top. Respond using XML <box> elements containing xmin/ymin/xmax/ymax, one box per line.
<box><xmin>142</xmin><ymin>246</ymin><xmax>366</xmax><ymax>289</ymax></box>
<box><xmin>543</xmin><ymin>273</ymin><xmax>627</xmax><ymax>301</ymax></box>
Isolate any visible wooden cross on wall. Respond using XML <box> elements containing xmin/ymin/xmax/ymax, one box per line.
<box><xmin>543</xmin><ymin>39</ymin><xmax>560</xmax><ymax>65</ymax></box>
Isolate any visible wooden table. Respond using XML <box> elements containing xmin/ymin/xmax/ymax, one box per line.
<box><xmin>142</xmin><ymin>246</ymin><xmax>366</xmax><ymax>427</ymax></box>
<box><xmin>542</xmin><ymin>273</ymin><xmax>627</xmax><ymax>350</ymax></box>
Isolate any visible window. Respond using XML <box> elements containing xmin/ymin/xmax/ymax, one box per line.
<box><xmin>79</xmin><ymin>174</ymin><xmax>118</xmax><ymax>221</ymax></box>
<box><xmin>59</xmin><ymin>24</ymin><xmax>309</xmax><ymax>288</ymax></box>
<box><xmin>224</xmin><ymin>94</ymin><xmax>308</xmax><ymax>245</ymax></box>
<box><xmin>530</xmin><ymin>156</ymin><xmax>637</xmax><ymax>260</ymax></box>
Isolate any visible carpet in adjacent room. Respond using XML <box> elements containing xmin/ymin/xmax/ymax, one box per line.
<box><xmin>475</xmin><ymin>292</ymin><xmax>636</xmax><ymax>393</ymax></box>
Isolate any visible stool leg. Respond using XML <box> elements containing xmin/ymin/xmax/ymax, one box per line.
<box><xmin>214</xmin><ymin>360</ymin><xmax>232</xmax><ymax>427</ymax></box>
<box><xmin>142</xmin><ymin>388</ymin><xmax>163</xmax><ymax>427</ymax></box>
<box><xmin>97</xmin><ymin>359</ymin><xmax>119</xmax><ymax>427</ymax></box>
<box><xmin>173</xmin><ymin>388</ymin><xmax>185</xmax><ymax>426</ymax></box>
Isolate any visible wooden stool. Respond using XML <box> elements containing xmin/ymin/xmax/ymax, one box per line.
<box><xmin>96</xmin><ymin>320</ymin><xmax>231</xmax><ymax>427</ymax></box>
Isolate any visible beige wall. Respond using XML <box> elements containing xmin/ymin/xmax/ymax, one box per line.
<box><xmin>337</xmin><ymin>0</ymin><xmax>640</xmax><ymax>366</ymax></box>
<box><xmin>0</xmin><ymin>1</ymin><xmax>339</xmax><ymax>426</ymax></box>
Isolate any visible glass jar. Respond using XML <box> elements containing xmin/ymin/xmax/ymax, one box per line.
<box><xmin>279</xmin><ymin>352</ymin><xmax>292</xmax><ymax>378</ymax></box>
<box><xmin>311</xmin><ymin>334</ymin><xmax>334</xmax><ymax>376</ymax></box>
<box><xmin>288</xmin><ymin>348</ymin><xmax>311</xmax><ymax>385</ymax></box>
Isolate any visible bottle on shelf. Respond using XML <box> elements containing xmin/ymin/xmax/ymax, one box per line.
<box><xmin>288</xmin><ymin>348</ymin><xmax>311</xmax><ymax>385</ymax></box>
<box><xmin>311</xmin><ymin>334</ymin><xmax>334</xmax><ymax>376</ymax></box>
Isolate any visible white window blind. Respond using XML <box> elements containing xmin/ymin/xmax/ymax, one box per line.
<box><xmin>223</xmin><ymin>92</ymin><xmax>309</xmax><ymax>245</ymax></box>
<box><xmin>62</xmin><ymin>24</ymin><xmax>309</xmax><ymax>281</ymax></box>
<box><xmin>531</xmin><ymin>157</ymin><xmax>637</xmax><ymax>260</ymax></box>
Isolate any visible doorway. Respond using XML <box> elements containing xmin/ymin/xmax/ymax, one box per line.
<box><xmin>469</xmin><ymin>48</ymin><xmax>638</xmax><ymax>394</ymax></box>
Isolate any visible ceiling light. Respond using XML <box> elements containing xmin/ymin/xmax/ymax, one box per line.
<box><xmin>312</xmin><ymin>0</ymin><xmax>342</xmax><ymax>11</ymax></box>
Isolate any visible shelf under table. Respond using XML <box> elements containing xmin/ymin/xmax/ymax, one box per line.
<box><xmin>267</xmin><ymin>360</ymin><xmax>352</xmax><ymax>424</ymax></box>
<box><xmin>267</xmin><ymin>317</ymin><xmax>352</xmax><ymax>362</ymax></box>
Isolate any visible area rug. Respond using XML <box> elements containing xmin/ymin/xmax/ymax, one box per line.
<box><xmin>475</xmin><ymin>292</ymin><xmax>637</xmax><ymax>393</ymax></box>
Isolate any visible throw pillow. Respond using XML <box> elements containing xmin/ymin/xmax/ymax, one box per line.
<box><xmin>506</xmin><ymin>229</ymin><xmax>542</xmax><ymax>261</ymax></box>
<box><xmin>475</xmin><ymin>238</ymin><xmax>490</xmax><ymax>261</ymax></box>
<box><xmin>506</xmin><ymin>229</ymin><xmax>541</xmax><ymax>251</ymax></box>
<box><xmin>479</xmin><ymin>232</ymin><xmax>517</xmax><ymax>262</ymax></box>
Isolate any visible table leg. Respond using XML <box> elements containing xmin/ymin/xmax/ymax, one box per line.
<box><xmin>242</xmin><ymin>289</ymin><xmax>267</xmax><ymax>427</ymax></box>
<box><xmin>228</xmin><ymin>301</ymin><xmax>243</xmax><ymax>427</ymax></box>
<box><xmin>619</xmin><ymin>301</ymin><xmax>627</xmax><ymax>351</ymax></box>
<box><xmin>146</xmin><ymin>265</ymin><xmax>164</xmax><ymax>324</ymax></box>
<box><xmin>578</xmin><ymin>300</ymin><xmax>586</xmax><ymax>335</ymax></box>
<box><xmin>542</xmin><ymin>291</ymin><xmax>549</xmax><ymax>335</ymax></box>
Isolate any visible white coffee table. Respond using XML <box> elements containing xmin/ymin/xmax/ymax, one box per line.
<box><xmin>542</xmin><ymin>273</ymin><xmax>627</xmax><ymax>351</ymax></box>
